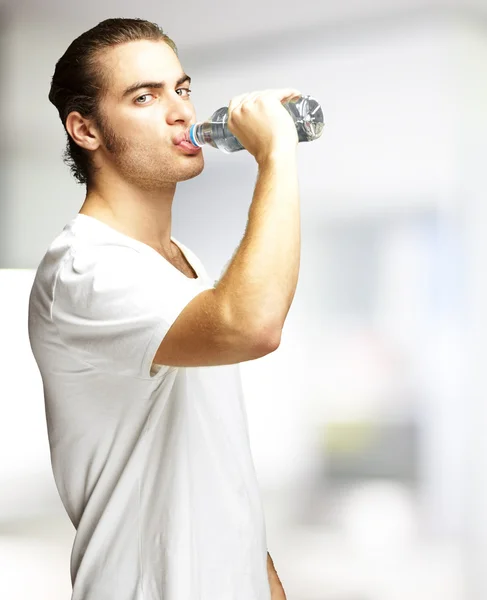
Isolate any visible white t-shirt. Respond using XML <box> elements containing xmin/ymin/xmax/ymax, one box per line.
<box><xmin>28</xmin><ymin>214</ymin><xmax>270</xmax><ymax>600</ymax></box>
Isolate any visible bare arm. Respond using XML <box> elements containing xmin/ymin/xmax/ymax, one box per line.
<box><xmin>215</xmin><ymin>88</ymin><xmax>302</xmax><ymax>342</ymax></box>
<box><xmin>267</xmin><ymin>552</ymin><xmax>287</xmax><ymax>600</ymax></box>
<box><xmin>152</xmin><ymin>89</ymin><xmax>302</xmax><ymax>368</ymax></box>
<box><xmin>216</xmin><ymin>150</ymin><xmax>300</xmax><ymax>340</ymax></box>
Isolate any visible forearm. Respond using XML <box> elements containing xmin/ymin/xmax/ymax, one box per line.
<box><xmin>267</xmin><ymin>551</ymin><xmax>287</xmax><ymax>600</ymax></box>
<box><xmin>216</xmin><ymin>152</ymin><xmax>300</xmax><ymax>335</ymax></box>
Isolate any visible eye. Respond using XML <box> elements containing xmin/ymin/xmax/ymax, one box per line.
<box><xmin>176</xmin><ymin>88</ymin><xmax>192</xmax><ymax>98</ymax></box>
<box><xmin>134</xmin><ymin>94</ymin><xmax>154</xmax><ymax>104</ymax></box>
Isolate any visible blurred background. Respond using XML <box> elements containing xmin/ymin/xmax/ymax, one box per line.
<box><xmin>1</xmin><ymin>0</ymin><xmax>487</xmax><ymax>598</ymax></box>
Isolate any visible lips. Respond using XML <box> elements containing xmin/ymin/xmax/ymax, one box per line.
<box><xmin>173</xmin><ymin>131</ymin><xmax>188</xmax><ymax>145</ymax></box>
<box><xmin>172</xmin><ymin>128</ymin><xmax>201</xmax><ymax>154</ymax></box>
<box><xmin>175</xmin><ymin>140</ymin><xmax>202</xmax><ymax>154</ymax></box>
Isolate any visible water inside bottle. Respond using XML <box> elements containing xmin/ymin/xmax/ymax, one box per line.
<box><xmin>209</xmin><ymin>107</ymin><xmax>244</xmax><ymax>153</ymax></box>
<box><xmin>186</xmin><ymin>95</ymin><xmax>324</xmax><ymax>153</ymax></box>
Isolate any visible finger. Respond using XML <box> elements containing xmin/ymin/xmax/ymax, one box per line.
<box><xmin>228</xmin><ymin>93</ymin><xmax>248</xmax><ymax>113</ymax></box>
<box><xmin>229</xmin><ymin>90</ymin><xmax>263</xmax><ymax>114</ymax></box>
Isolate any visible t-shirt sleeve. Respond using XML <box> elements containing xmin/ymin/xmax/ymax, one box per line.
<box><xmin>51</xmin><ymin>245</ymin><xmax>207</xmax><ymax>379</ymax></box>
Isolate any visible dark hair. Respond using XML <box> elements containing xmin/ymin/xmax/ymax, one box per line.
<box><xmin>48</xmin><ymin>18</ymin><xmax>178</xmax><ymax>186</ymax></box>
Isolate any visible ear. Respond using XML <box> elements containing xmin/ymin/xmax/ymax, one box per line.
<box><xmin>65</xmin><ymin>111</ymin><xmax>100</xmax><ymax>151</ymax></box>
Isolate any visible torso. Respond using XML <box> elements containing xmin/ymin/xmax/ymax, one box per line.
<box><xmin>166</xmin><ymin>244</ymin><xmax>198</xmax><ymax>279</ymax></box>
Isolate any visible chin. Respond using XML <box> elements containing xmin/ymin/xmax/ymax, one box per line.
<box><xmin>177</xmin><ymin>156</ymin><xmax>205</xmax><ymax>182</ymax></box>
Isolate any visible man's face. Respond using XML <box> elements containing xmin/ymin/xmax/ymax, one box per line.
<box><xmin>92</xmin><ymin>40</ymin><xmax>204</xmax><ymax>189</ymax></box>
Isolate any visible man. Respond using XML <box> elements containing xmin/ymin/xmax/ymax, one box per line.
<box><xmin>28</xmin><ymin>17</ymin><xmax>301</xmax><ymax>600</ymax></box>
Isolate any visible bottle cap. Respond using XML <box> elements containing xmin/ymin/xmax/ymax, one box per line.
<box><xmin>188</xmin><ymin>124</ymin><xmax>202</xmax><ymax>148</ymax></box>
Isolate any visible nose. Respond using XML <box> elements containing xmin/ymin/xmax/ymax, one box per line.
<box><xmin>166</xmin><ymin>94</ymin><xmax>194</xmax><ymax>125</ymax></box>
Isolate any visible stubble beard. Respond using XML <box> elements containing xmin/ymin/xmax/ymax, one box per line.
<box><xmin>95</xmin><ymin>113</ymin><xmax>204</xmax><ymax>191</ymax></box>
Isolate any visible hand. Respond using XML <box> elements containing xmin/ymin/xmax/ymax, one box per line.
<box><xmin>270</xmin><ymin>581</ymin><xmax>287</xmax><ymax>600</ymax></box>
<box><xmin>267</xmin><ymin>552</ymin><xmax>287</xmax><ymax>600</ymax></box>
<box><xmin>227</xmin><ymin>88</ymin><xmax>301</xmax><ymax>164</ymax></box>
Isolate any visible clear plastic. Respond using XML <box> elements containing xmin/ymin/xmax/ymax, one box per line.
<box><xmin>187</xmin><ymin>94</ymin><xmax>324</xmax><ymax>154</ymax></box>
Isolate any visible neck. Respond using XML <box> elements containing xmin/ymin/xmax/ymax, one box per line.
<box><xmin>82</xmin><ymin>177</ymin><xmax>177</xmax><ymax>256</ymax></box>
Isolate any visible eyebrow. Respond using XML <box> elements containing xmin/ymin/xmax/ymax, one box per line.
<box><xmin>121</xmin><ymin>73</ymin><xmax>191</xmax><ymax>99</ymax></box>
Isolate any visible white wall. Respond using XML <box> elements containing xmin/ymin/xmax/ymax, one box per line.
<box><xmin>452</xmin><ymin>19</ymin><xmax>487</xmax><ymax>600</ymax></box>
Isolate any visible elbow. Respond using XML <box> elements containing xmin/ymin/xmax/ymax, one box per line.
<box><xmin>251</xmin><ymin>322</ymin><xmax>282</xmax><ymax>357</ymax></box>
<box><xmin>226</xmin><ymin>306</ymin><xmax>282</xmax><ymax>359</ymax></box>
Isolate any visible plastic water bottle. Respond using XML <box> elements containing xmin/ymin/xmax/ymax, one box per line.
<box><xmin>186</xmin><ymin>94</ymin><xmax>324</xmax><ymax>154</ymax></box>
